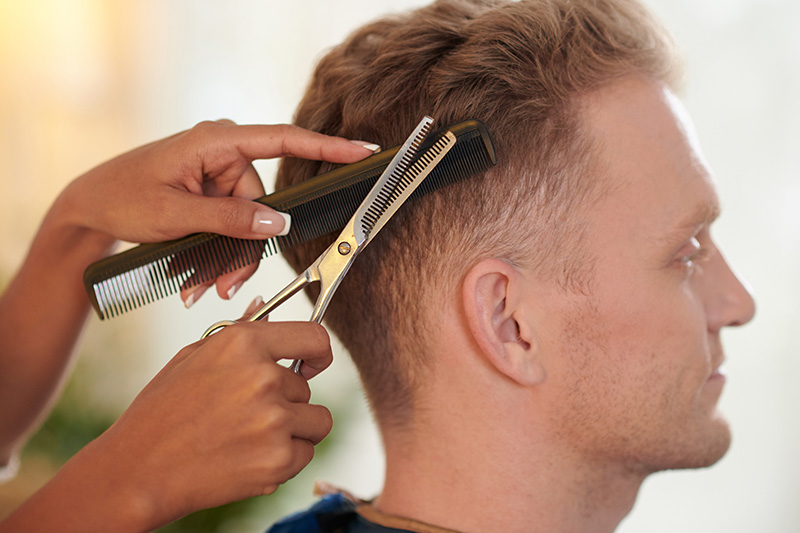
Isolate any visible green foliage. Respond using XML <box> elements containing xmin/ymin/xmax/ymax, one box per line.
<box><xmin>24</xmin><ymin>376</ymin><xmax>117</xmax><ymax>463</ymax></box>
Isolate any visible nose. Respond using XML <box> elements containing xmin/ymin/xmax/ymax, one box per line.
<box><xmin>703</xmin><ymin>248</ymin><xmax>756</xmax><ymax>331</ymax></box>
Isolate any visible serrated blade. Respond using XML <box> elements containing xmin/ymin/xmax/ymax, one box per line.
<box><xmin>352</xmin><ymin>116</ymin><xmax>433</xmax><ymax>244</ymax></box>
<box><xmin>355</xmin><ymin>125</ymin><xmax>457</xmax><ymax>246</ymax></box>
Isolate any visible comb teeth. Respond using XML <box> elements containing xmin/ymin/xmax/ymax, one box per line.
<box><xmin>84</xmin><ymin>119</ymin><xmax>496</xmax><ymax>319</ymax></box>
<box><xmin>91</xmin><ymin>235</ymin><xmax>271</xmax><ymax>319</ymax></box>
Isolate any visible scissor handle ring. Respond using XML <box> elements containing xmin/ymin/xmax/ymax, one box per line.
<box><xmin>201</xmin><ymin>319</ymin><xmax>238</xmax><ymax>339</ymax></box>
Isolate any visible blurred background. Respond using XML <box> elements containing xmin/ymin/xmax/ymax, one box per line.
<box><xmin>0</xmin><ymin>0</ymin><xmax>797</xmax><ymax>531</ymax></box>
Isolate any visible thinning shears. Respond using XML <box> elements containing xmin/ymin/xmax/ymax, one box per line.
<box><xmin>202</xmin><ymin>116</ymin><xmax>456</xmax><ymax>373</ymax></box>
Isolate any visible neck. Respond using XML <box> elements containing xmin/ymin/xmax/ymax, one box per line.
<box><xmin>374</xmin><ymin>367</ymin><xmax>646</xmax><ymax>533</ymax></box>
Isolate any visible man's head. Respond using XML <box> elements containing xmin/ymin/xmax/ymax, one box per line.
<box><xmin>277</xmin><ymin>0</ymin><xmax>754</xmax><ymax>473</ymax></box>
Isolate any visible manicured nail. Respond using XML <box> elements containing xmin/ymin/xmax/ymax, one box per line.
<box><xmin>244</xmin><ymin>295</ymin><xmax>264</xmax><ymax>316</ymax></box>
<box><xmin>184</xmin><ymin>285</ymin><xmax>208</xmax><ymax>309</ymax></box>
<box><xmin>227</xmin><ymin>281</ymin><xmax>243</xmax><ymax>300</ymax></box>
<box><xmin>253</xmin><ymin>209</ymin><xmax>291</xmax><ymax>236</ymax></box>
<box><xmin>350</xmin><ymin>140</ymin><xmax>381</xmax><ymax>153</ymax></box>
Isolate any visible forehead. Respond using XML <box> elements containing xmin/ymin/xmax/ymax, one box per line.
<box><xmin>579</xmin><ymin>76</ymin><xmax>720</xmax><ymax>247</ymax></box>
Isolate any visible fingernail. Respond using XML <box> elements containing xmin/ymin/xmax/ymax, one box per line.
<box><xmin>184</xmin><ymin>285</ymin><xmax>208</xmax><ymax>309</ymax></box>
<box><xmin>253</xmin><ymin>209</ymin><xmax>291</xmax><ymax>236</ymax></box>
<box><xmin>349</xmin><ymin>140</ymin><xmax>381</xmax><ymax>153</ymax></box>
<box><xmin>227</xmin><ymin>281</ymin><xmax>243</xmax><ymax>300</ymax></box>
<box><xmin>245</xmin><ymin>295</ymin><xmax>264</xmax><ymax>316</ymax></box>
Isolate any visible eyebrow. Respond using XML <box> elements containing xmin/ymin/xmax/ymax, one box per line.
<box><xmin>661</xmin><ymin>201</ymin><xmax>721</xmax><ymax>245</ymax></box>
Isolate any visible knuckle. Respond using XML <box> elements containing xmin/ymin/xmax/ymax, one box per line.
<box><xmin>259</xmin><ymin>368</ymin><xmax>284</xmax><ymax>395</ymax></box>
<box><xmin>264</xmin><ymin>406</ymin><xmax>292</xmax><ymax>432</ymax></box>
<box><xmin>191</xmin><ymin>120</ymin><xmax>219</xmax><ymax>137</ymax></box>
<box><xmin>270</xmin><ymin>443</ymin><xmax>295</xmax><ymax>471</ymax></box>
<box><xmin>217</xmin><ymin>196</ymin><xmax>247</xmax><ymax>230</ymax></box>
<box><xmin>188</xmin><ymin>119</ymin><xmax>235</xmax><ymax>146</ymax></box>
<box><xmin>213</xmin><ymin>323</ymin><xmax>258</xmax><ymax>356</ymax></box>
<box><xmin>275</xmin><ymin>124</ymin><xmax>301</xmax><ymax>155</ymax></box>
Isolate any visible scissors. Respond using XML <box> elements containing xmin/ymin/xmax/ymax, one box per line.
<box><xmin>202</xmin><ymin>116</ymin><xmax>457</xmax><ymax>373</ymax></box>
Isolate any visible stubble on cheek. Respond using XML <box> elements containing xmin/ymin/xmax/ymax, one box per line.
<box><xmin>549</xmin><ymin>295</ymin><xmax>731</xmax><ymax>473</ymax></box>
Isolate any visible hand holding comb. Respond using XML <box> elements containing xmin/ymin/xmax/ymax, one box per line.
<box><xmin>83</xmin><ymin>119</ymin><xmax>495</xmax><ymax>319</ymax></box>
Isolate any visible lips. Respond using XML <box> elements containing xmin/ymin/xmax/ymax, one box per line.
<box><xmin>709</xmin><ymin>344</ymin><xmax>725</xmax><ymax>377</ymax></box>
<box><xmin>707</xmin><ymin>349</ymin><xmax>726</xmax><ymax>382</ymax></box>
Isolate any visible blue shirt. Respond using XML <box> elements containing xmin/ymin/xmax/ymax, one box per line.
<box><xmin>267</xmin><ymin>493</ymin><xmax>415</xmax><ymax>533</ymax></box>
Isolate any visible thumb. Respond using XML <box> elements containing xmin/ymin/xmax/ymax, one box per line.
<box><xmin>179</xmin><ymin>194</ymin><xmax>291</xmax><ymax>239</ymax></box>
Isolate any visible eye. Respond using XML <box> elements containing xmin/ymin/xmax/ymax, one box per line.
<box><xmin>676</xmin><ymin>237</ymin><xmax>712</xmax><ymax>271</ymax></box>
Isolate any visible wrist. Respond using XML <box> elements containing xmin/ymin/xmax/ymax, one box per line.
<box><xmin>49</xmin><ymin>181</ymin><xmax>118</xmax><ymax>255</ymax></box>
<box><xmin>45</xmin><ymin>431</ymin><xmax>163</xmax><ymax>532</ymax></box>
<box><xmin>67</xmin><ymin>422</ymin><xmax>189</xmax><ymax>531</ymax></box>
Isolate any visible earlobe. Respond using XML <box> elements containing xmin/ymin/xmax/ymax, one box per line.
<box><xmin>462</xmin><ymin>259</ymin><xmax>545</xmax><ymax>386</ymax></box>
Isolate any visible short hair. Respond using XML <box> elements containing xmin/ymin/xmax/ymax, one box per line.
<box><xmin>276</xmin><ymin>0</ymin><xmax>681</xmax><ymax>427</ymax></box>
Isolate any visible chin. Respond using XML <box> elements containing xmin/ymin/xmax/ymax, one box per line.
<box><xmin>695</xmin><ymin>413</ymin><xmax>733</xmax><ymax>467</ymax></box>
<box><xmin>665</xmin><ymin>415</ymin><xmax>733</xmax><ymax>471</ymax></box>
<box><xmin>631</xmin><ymin>414</ymin><xmax>732</xmax><ymax>476</ymax></box>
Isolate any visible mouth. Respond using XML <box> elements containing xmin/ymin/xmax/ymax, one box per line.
<box><xmin>708</xmin><ymin>360</ymin><xmax>726</xmax><ymax>382</ymax></box>
<box><xmin>709</xmin><ymin>345</ymin><xmax>726</xmax><ymax>379</ymax></box>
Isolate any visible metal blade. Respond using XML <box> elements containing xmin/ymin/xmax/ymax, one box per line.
<box><xmin>356</xmin><ymin>127</ymin><xmax>457</xmax><ymax>245</ymax></box>
<box><xmin>352</xmin><ymin>116</ymin><xmax>433</xmax><ymax>243</ymax></box>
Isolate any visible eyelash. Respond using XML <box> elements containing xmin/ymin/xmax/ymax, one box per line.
<box><xmin>677</xmin><ymin>237</ymin><xmax>712</xmax><ymax>270</ymax></box>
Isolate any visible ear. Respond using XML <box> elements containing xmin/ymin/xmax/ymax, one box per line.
<box><xmin>462</xmin><ymin>258</ymin><xmax>545</xmax><ymax>386</ymax></box>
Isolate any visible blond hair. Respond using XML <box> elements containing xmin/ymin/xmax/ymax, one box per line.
<box><xmin>277</xmin><ymin>0</ymin><xmax>681</xmax><ymax>426</ymax></box>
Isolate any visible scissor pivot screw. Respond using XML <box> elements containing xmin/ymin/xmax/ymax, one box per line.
<box><xmin>338</xmin><ymin>242</ymin><xmax>352</xmax><ymax>255</ymax></box>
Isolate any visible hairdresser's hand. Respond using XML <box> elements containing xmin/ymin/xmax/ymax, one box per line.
<box><xmin>0</xmin><ymin>318</ymin><xmax>334</xmax><ymax>532</ymax></box>
<box><xmin>56</xmin><ymin>120</ymin><xmax>377</xmax><ymax>303</ymax></box>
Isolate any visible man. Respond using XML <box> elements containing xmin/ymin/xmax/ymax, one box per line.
<box><xmin>270</xmin><ymin>0</ymin><xmax>756</xmax><ymax>531</ymax></box>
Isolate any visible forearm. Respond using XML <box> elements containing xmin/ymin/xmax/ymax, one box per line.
<box><xmin>0</xmin><ymin>187</ymin><xmax>117</xmax><ymax>461</ymax></box>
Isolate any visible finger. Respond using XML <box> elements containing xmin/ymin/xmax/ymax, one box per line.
<box><xmin>278</xmin><ymin>367</ymin><xmax>313</xmax><ymax>404</ymax></box>
<box><xmin>214</xmin><ymin>261</ymin><xmax>260</xmax><ymax>301</ymax></box>
<box><xmin>248</xmin><ymin>322</ymin><xmax>334</xmax><ymax>371</ymax></box>
<box><xmin>288</xmin><ymin>403</ymin><xmax>333</xmax><ymax>445</ymax></box>
<box><xmin>231</xmin><ymin>163</ymin><xmax>267</xmax><ymax>201</ymax></box>
<box><xmin>202</xmin><ymin>321</ymin><xmax>333</xmax><ymax>376</ymax></box>
<box><xmin>169</xmin><ymin>192</ymin><xmax>291</xmax><ymax>240</ymax></box>
<box><xmin>182</xmin><ymin>282</ymin><xmax>211</xmax><ymax>309</ymax></box>
<box><xmin>222</xmin><ymin>124</ymin><xmax>379</xmax><ymax>164</ymax></box>
<box><xmin>202</xmin><ymin>161</ymin><xmax>266</xmax><ymax>200</ymax></box>
<box><xmin>240</xmin><ymin>295</ymin><xmax>265</xmax><ymax>319</ymax></box>
<box><xmin>180</xmin><ymin>263</ymin><xmax>257</xmax><ymax>308</ymax></box>
<box><xmin>270</xmin><ymin>438</ymin><xmax>317</xmax><ymax>490</ymax></box>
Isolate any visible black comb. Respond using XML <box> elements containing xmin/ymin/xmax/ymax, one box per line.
<box><xmin>84</xmin><ymin>119</ymin><xmax>496</xmax><ymax>319</ymax></box>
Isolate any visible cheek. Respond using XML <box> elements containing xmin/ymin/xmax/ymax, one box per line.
<box><xmin>543</xmin><ymin>279</ymin><xmax>712</xmax><ymax>440</ymax></box>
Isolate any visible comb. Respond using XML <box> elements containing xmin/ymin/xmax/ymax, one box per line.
<box><xmin>84</xmin><ymin>119</ymin><xmax>496</xmax><ymax>319</ymax></box>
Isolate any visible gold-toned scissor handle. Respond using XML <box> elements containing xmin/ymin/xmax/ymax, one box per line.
<box><xmin>201</xmin><ymin>319</ymin><xmax>238</xmax><ymax>339</ymax></box>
